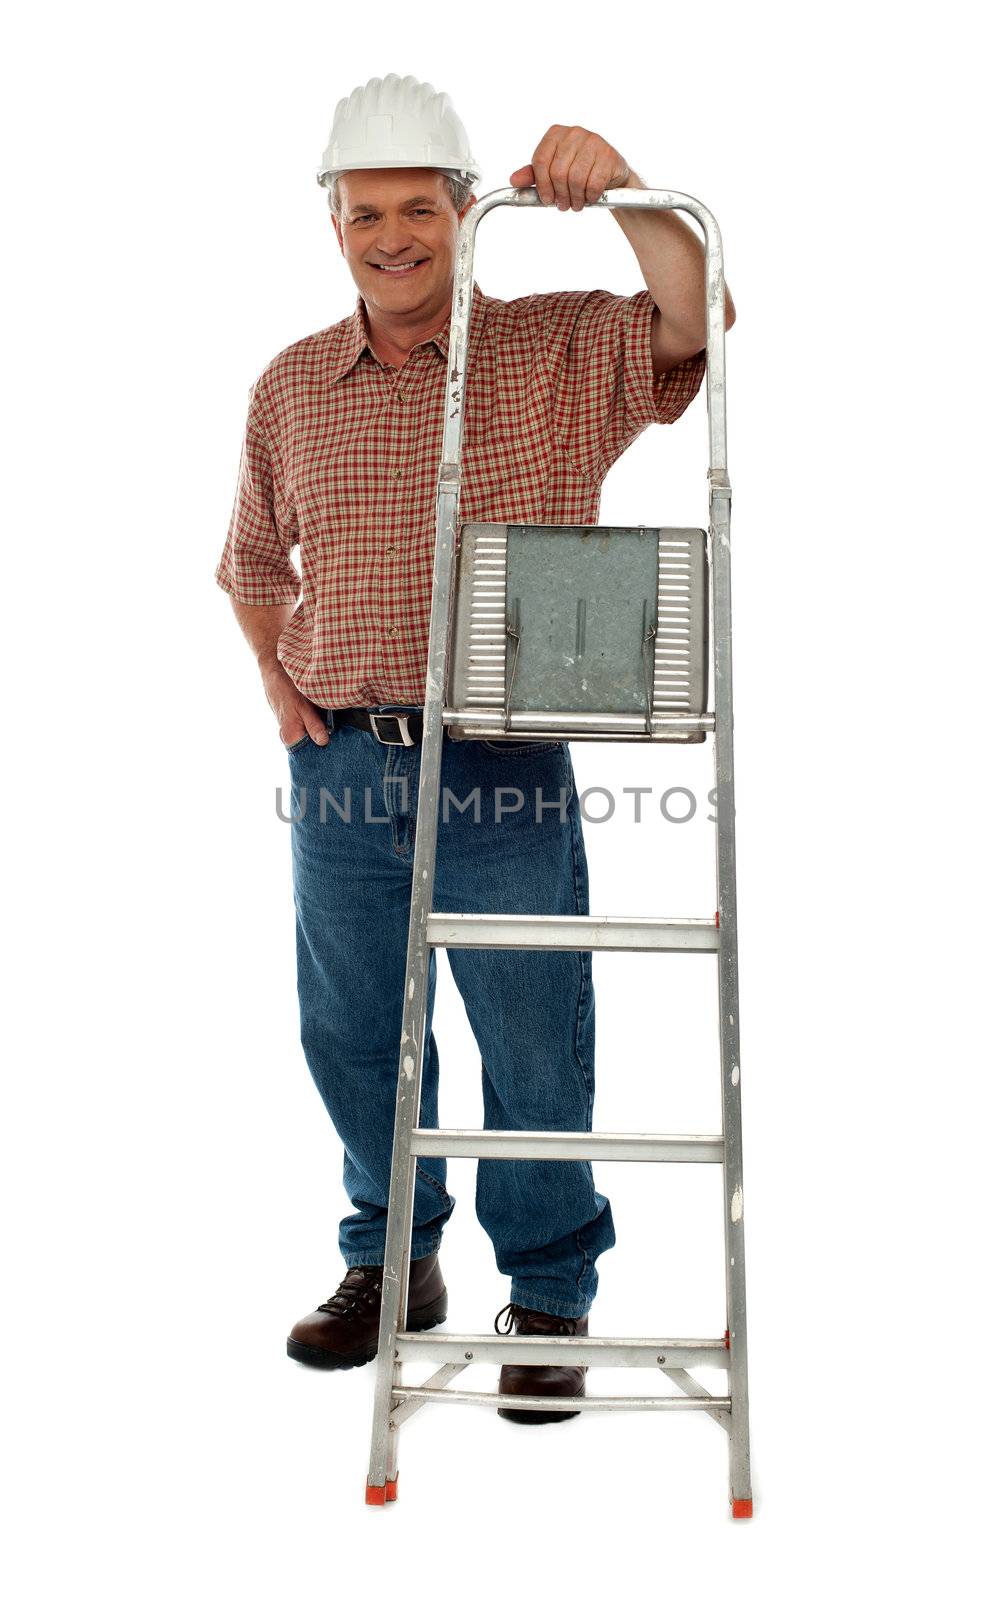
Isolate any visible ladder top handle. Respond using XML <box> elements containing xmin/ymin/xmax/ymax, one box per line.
<box><xmin>464</xmin><ymin>183</ymin><xmax>721</xmax><ymax>239</ymax></box>
<box><xmin>444</xmin><ymin>186</ymin><xmax>727</xmax><ymax>476</ymax></box>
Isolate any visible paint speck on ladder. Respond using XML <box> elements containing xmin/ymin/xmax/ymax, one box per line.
<box><xmin>403</xmin><ymin>1054</ymin><xmax>415</xmax><ymax>1080</ymax></box>
<box><xmin>731</xmin><ymin>1186</ymin><xmax>744</xmax><ymax>1223</ymax></box>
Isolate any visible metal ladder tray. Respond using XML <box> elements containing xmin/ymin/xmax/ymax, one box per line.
<box><xmin>446</xmin><ymin>522</ymin><xmax>709</xmax><ymax>743</ymax></box>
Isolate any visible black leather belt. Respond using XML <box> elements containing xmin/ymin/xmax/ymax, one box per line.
<box><xmin>326</xmin><ymin>707</ymin><xmax>423</xmax><ymax>746</ymax></box>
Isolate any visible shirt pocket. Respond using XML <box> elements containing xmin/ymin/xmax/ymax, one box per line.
<box><xmin>459</xmin><ymin>403</ymin><xmax>551</xmax><ymax>523</ymax></box>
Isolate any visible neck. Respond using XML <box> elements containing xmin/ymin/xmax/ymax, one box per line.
<box><xmin>363</xmin><ymin>297</ymin><xmax>453</xmax><ymax>369</ymax></box>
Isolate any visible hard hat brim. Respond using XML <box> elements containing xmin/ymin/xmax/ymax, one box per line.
<box><xmin>317</xmin><ymin>159</ymin><xmax>481</xmax><ymax>186</ymax></box>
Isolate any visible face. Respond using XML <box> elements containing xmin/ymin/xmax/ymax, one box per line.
<box><xmin>331</xmin><ymin>169</ymin><xmax>475</xmax><ymax>320</ymax></box>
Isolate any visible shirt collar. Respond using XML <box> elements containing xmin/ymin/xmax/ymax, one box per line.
<box><xmin>327</xmin><ymin>279</ymin><xmax>487</xmax><ymax>383</ymax></box>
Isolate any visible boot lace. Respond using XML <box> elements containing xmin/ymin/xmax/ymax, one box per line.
<box><xmin>493</xmin><ymin>1301</ymin><xmax>579</xmax><ymax>1338</ymax></box>
<box><xmin>317</xmin><ymin>1266</ymin><xmax>383</xmax><ymax>1319</ymax></box>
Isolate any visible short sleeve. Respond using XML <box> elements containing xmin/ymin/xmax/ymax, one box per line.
<box><xmin>215</xmin><ymin>393</ymin><xmax>301</xmax><ymax>606</ymax></box>
<box><xmin>546</xmin><ymin>289</ymin><xmax>706</xmax><ymax>477</ymax></box>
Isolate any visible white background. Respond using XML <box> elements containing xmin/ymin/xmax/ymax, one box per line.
<box><xmin>3</xmin><ymin>2</ymin><xmax>998</xmax><ymax>1594</ymax></box>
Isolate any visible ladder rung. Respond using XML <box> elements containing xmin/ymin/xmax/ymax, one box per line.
<box><xmin>390</xmin><ymin>1387</ymin><xmax>731</xmax><ymax>1413</ymax></box>
<box><xmin>443</xmin><ymin>710</ymin><xmax>715</xmax><ymax>735</ymax></box>
<box><xmin>394</xmin><ymin>1333</ymin><xmax>729</xmax><ymax>1369</ymax></box>
<box><xmin>425</xmin><ymin>913</ymin><xmax>719</xmax><ymax>952</ymax></box>
<box><xmin>409</xmin><ymin>1130</ymin><xmax>723</xmax><ymax>1162</ymax></box>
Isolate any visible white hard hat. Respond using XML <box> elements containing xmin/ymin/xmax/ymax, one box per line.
<box><xmin>317</xmin><ymin>73</ymin><xmax>482</xmax><ymax>188</ymax></box>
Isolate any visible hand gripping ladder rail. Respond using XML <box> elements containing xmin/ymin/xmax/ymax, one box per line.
<box><xmin>364</xmin><ymin>185</ymin><xmax>752</xmax><ymax>1517</ymax></box>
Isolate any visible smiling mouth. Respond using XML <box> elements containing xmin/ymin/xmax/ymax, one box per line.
<box><xmin>371</xmin><ymin>259</ymin><xmax>430</xmax><ymax>274</ymax></box>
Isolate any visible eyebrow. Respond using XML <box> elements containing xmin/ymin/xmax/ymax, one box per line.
<box><xmin>347</xmin><ymin>196</ymin><xmax>440</xmax><ymax>216</ymax></box>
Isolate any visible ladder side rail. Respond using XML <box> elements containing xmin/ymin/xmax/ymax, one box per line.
<box><xmin>366</xmin><ymin>195</ymin><xmax>485</xmax><ymax>1496</ymax></box>
<box><xmin>365</xmin><ymin>474</ymin><xmax>460</xmax><ymax>1497</ymax></box>
<box><xmin>711</xmin><ymin>479</ymin><xmax>751</xmax><ymax>1507</ymax></box>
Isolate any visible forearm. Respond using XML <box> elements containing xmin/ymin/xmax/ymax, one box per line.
<box><xmin>611</xmin><ymin>169</ymin><xmax>736</xmax><ymax>343</ymax></box>
<box><xmin>228</xmin><ymin>597</ymin><xmax>329</xmax><ymax>744</ymax></box>
<box><xmin>510</xmin><ymin>128</ymin><xmax>736</xmax><ymax>346</ymax></box>
<box><xmin>229</xmin><ymin>598</ymin><xmax>294</xmax><ymax>672</ymax></box>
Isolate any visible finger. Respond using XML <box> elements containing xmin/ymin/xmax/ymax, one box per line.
<box><xmin>509</xmin><ymin>163</ymin><xmax>535</xmax><ymax>188</ymax></box>
<box><xmin>280</xmin><ymin>718</ymin><xmax>306</xmax><ymax>748</ymax></box>
<box><xmin>530</xmin><ymin>125</ymin><xmax>565</xmax><ymax>205</ymax></box>
<box><xmin>548</xmin><ymin>126</ymin><xmax>589</xmax><ymax>210</ymax></box>
<box><xmin>584</xmin><ymin>154</ymin><xmax>610</xmax><ymax>205</ymax></box>
<box><xmin>567</xmin><ymin>140</ymin><xmax>604</xmax><ymax>211</ymax></box>
<box><xmin>303</xmin><ymin>704</ymin><xmax>330</xmax><ymax>745</ymax></box>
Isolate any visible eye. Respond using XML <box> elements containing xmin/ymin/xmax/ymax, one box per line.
<box><xmin>352</xmin><ymin>213</ymin><xmax>377</xmax><ymax>224</ymax></box>
<box><xmin>411</xmin><ymin>208</ymin><xmax>434</xmax><ymax>217</ymax></box>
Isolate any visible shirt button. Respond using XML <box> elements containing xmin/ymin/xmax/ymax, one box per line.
<box><xmin>387</xmin><ymin>625</ymin><xmax>399</xmax><ymax>639</ymax></box>
<box><xmin>389</xmin><ymin>467</ymin><xmax>402</xmax><ymax>479</ymax></box>
<box><xmin>385</xmin><ymin>545</ymin><xmax>397</xmax><ymax>556</ymax></box>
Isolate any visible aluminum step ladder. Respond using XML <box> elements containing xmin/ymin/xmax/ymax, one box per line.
<box><xmin>364</xmin><ymin>184</ymin><xmax>752</xmax><ymax>1518</ymax></box>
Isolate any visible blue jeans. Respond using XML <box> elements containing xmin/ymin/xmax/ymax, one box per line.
<box><xmin>286</xmin><ymin>711</ymin><xmax>616</xmax><ymax>1319</ymax></box>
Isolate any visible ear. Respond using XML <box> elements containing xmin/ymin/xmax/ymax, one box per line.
<box><xmin>330</xmin><ymin>212</ymin><xmax>344</xmax><ymax>251</ymax></box>
<box><xmin>459</xmin><ymin>193</ymin><xmax>478</xmax><ymax>222</ymax></box>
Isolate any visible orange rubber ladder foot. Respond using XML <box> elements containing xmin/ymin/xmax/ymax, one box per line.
<box><xmin>365</xmin><ymin>1475</ymin><xmax>399</xmax><ymax>1506</ymax></box>
<box><xmin>731</xmin><ymin>1496</ymin><xmax>753</xmax><ymax>1519</ymax></box>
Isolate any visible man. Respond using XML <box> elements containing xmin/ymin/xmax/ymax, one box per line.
<box><xmin>216</xmin><ymin>74</ymin><xmax>735</xmax><ymax>1422</ymax></box>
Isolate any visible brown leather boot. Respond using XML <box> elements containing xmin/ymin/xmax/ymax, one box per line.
<box><xmin>287</xmin><ymin>1252</ymin><xmax>447</xmax><ymax>1369</ymax></box>
<box><xmin>495</xmin><ymin>1301</ymin><xmax>589</xmax><ymax>1423</ymax></box>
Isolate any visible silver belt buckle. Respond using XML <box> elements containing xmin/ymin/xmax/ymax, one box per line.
<box><xmin>369</xmin><ymin>712</ymin><xmax>415</xmax><ymax>747</ymax></box>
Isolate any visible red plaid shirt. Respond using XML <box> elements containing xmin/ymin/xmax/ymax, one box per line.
<box><xmin>216</xmin><ymin>282</ymin><xmax>706</xmax><ymax>707</ymax></box>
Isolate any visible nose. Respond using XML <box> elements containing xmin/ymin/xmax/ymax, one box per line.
<box><xmin>375</xmin><ymin>219</ymin><xmax>416</xmax><ymax>257</ymax></box>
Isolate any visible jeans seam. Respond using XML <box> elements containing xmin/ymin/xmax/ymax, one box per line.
<box><xmin>478</xmin><ymin>741</ymin><xmax>561</xmax><ymax>756</ymax></box>
<box><xmin>567</xmin><ymin>764</ymin><xmax>597</xmax><ymax>1307</ymax></box>
<box><xmin>415</xmin><ymin>1162</ymin><xmax>452</xmax><ymax>1207</ymax></box>
<box><xmin>342</xmin><ymin>1233</ymin><xmax>442</xmax><ymax>1269</ymax></box>
<box><xmin>574</xmin><ymin>1226</ymin><xmax>595</xmax><ymax>1297</ymax></box>
<box><xmin>507</xmin><ymin>1287</ymin><xmax>591</xmax><ymax>1318</ymax></box>
<box><xmin>568</xmin><ymin>785</ymin><xmax>594</xmax><ymax>1120</ymax></box>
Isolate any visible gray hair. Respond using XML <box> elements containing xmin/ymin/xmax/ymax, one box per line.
<box><xmin>326</xmin><ymin>172</ymin><xmax>475</xmax><ymax>218</ymax></box>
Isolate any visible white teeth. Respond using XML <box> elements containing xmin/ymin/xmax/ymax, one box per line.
<box><xmin>375</xmin><ymin>261</ymin><xmax>424</xmax><ymax>272</ymax></box>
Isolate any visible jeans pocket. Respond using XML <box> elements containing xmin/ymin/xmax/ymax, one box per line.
<box><xmin>284</xmin><ymin>734</ymin><xmax>313</xmax><ymax>755</ymax></box>
<box><xmin>477</xmin><ymin>740</ymin><xmax>562</xmax><ymax>757</ymax></box>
